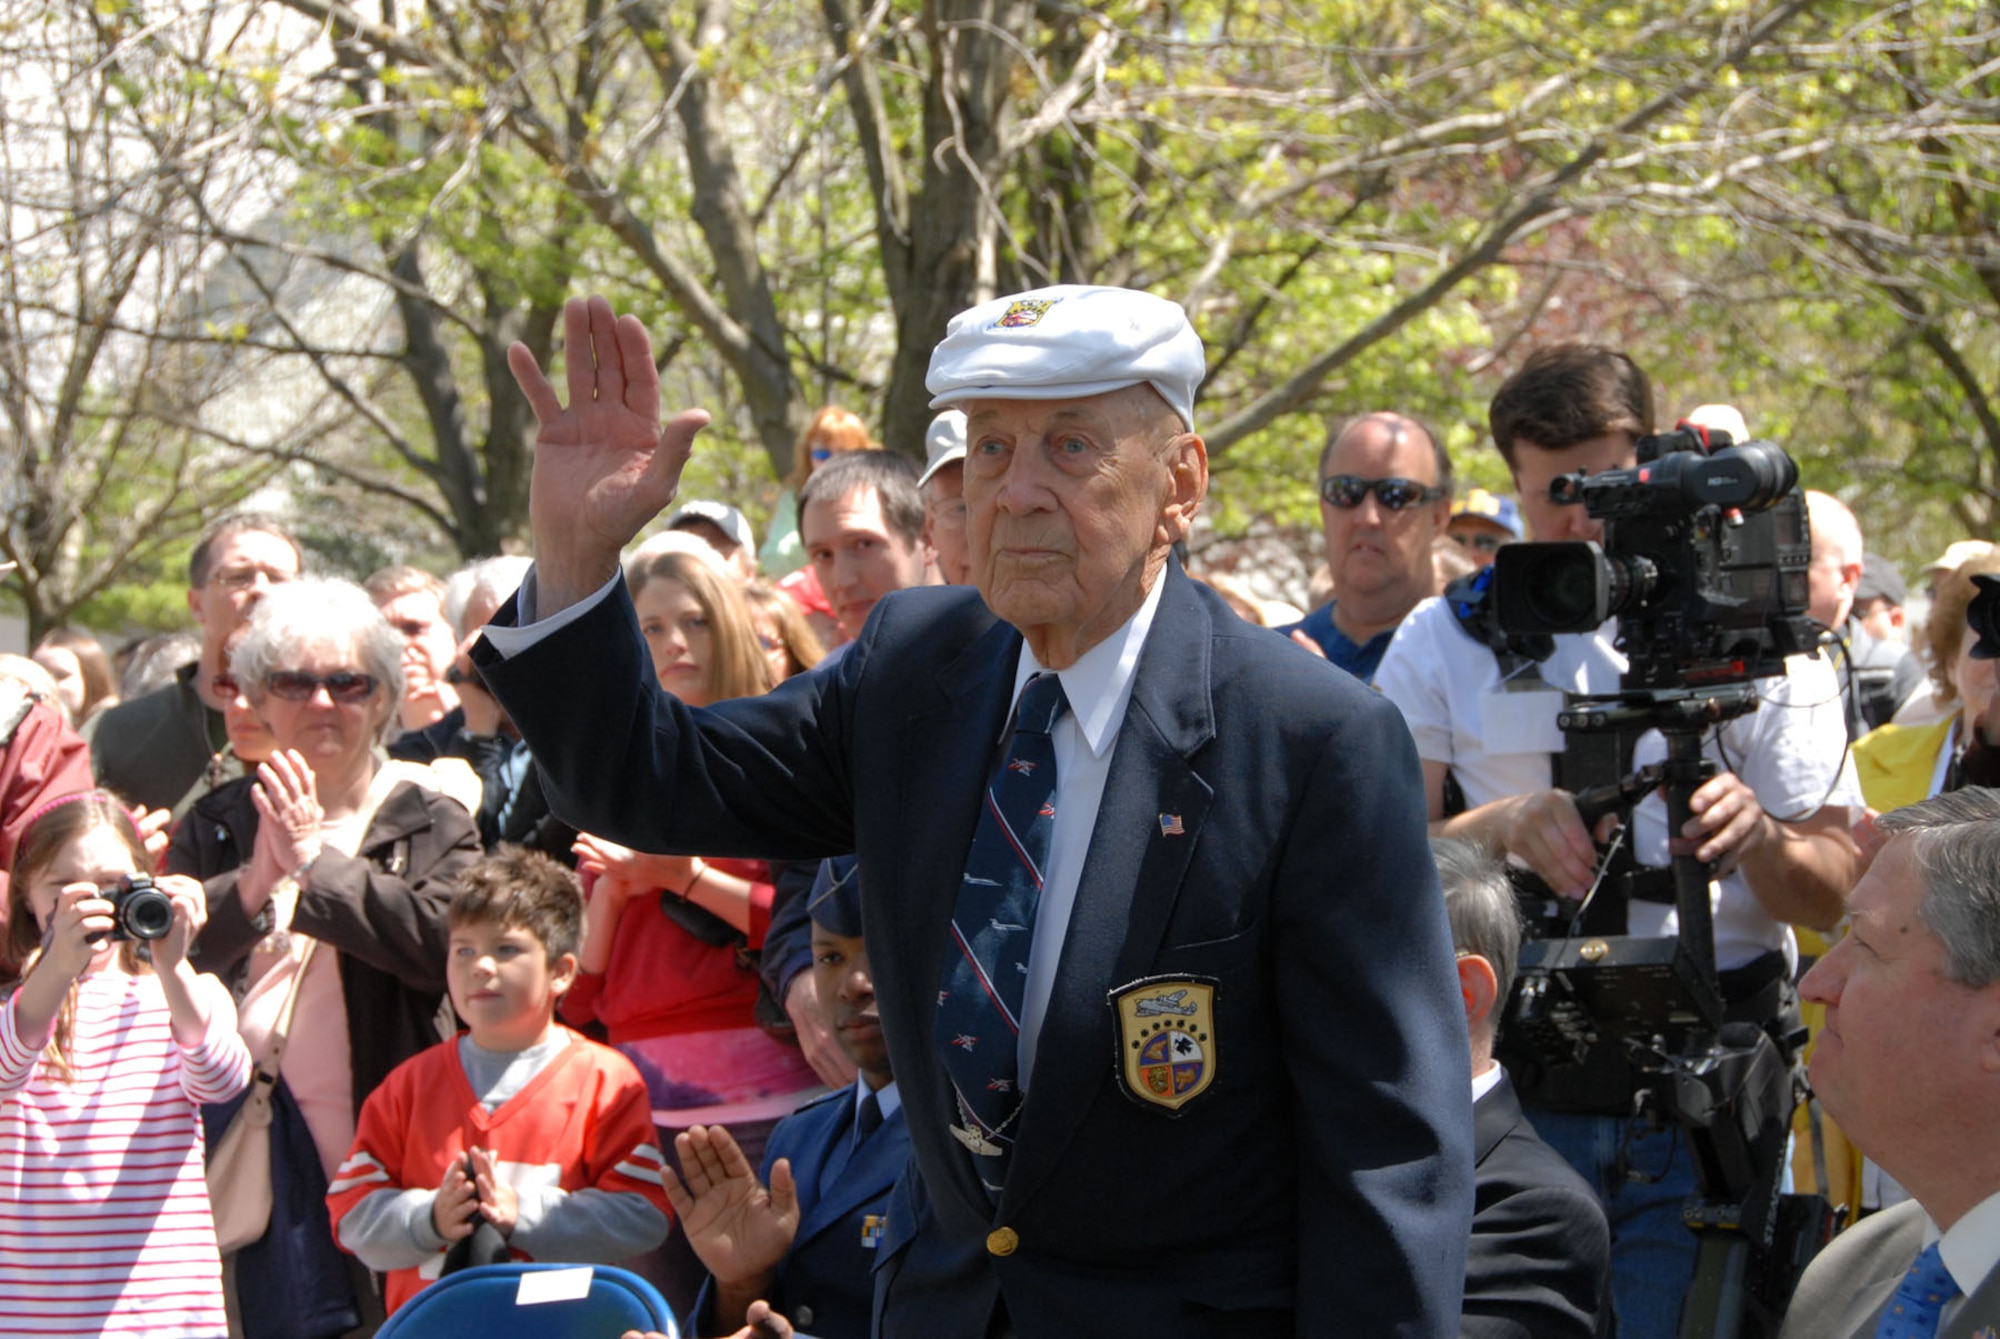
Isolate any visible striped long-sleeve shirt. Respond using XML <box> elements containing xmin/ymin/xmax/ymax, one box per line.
<box><xmin>0</xmin><ymin>968</ymin><xmax>252</xmax><ymax>1337</ymax></box>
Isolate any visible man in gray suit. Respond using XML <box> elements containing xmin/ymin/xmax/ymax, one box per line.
<box><xmin>1782</xmin><ymin>788</ymin><xmax>2000</xmax><ymax>1339</ymax></box>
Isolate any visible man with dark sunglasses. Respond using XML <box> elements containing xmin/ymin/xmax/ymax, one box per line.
<box><xmin>1278</xmin><ymin>412</ymin><xmax>1451</xmax><ymax>682</ymax></box>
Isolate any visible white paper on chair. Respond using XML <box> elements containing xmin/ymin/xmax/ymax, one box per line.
<box><xmin>516</xmin><ymin>1267</ymin><xmax>596</xmax><ymax>1305</ymax></box>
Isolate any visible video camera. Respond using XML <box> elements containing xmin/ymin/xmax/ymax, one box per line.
<box><xmin>1491</xmin><ymin>425</ymin><xmax>1819</xmax><ymax>689</ymax></box>
<box><xmin>1480</xmin><ymin>423</ymin><xmax>1831</xmax><ymax>1335</ymax></box>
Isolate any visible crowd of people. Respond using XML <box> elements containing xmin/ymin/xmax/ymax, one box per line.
<box><xmin>0</xmin><ymin>280</ymin><xmax>1995</xmax><ymax>1339</ymax></box>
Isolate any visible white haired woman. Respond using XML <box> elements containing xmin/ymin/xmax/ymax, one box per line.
<box><xmin>169</xmin><ymin>577</ymin><xmax>480</xmax><ymax>1336</ymax></box>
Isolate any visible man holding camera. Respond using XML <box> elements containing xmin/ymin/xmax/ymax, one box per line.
<box><xmin>1374</xmin><ymin>342</ymin><xmax>1861</xmax><ymax>1339</ymax></box>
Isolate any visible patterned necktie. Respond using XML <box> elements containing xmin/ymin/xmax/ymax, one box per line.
<box><xmin>935</xmin><ymin>671</ymin><xmax>1068</xmax><ymax>1191</ymax></box>
<box><xmin>1875</xmin><ymin>1241</ymin><xmax>1959</xmax><ymax>1339</ymax></box>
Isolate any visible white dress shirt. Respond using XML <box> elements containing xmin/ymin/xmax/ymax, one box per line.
<box><xmin>485</xmin><ymin>564</ymin><xmax>1171</xmax><ymax>1089</ymax></box>
<box><xmin>1007</xmin><ymin>571</ymin><xmax>1166</xmax><ymax>1090</ymax></box>
<box><xmin>1930</xmin><ymin>1188</ymin><xmax>2000</xmax><ymax>1328</ymax></box>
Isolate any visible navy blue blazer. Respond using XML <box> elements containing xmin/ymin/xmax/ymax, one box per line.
<box><xmin>1465</xmin><ymin>1071</ymin><xmax>1610</xmax><ymax>1339</ymax></box>
<box><xmin>478</xmin><ymin>563</ymin><xmax>1473</xmax><ymax>1337</ymax></box>
<box><xmin>693</xmin><ymin>1084</ymin><xmax>909</xmax><ymax>1339</ymax></box>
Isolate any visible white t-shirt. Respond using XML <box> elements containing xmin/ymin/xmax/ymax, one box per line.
<box><xmin>1376</xmin><ymin>596</ymin><xmax>1861</xmax><ymax>971</ymax></box>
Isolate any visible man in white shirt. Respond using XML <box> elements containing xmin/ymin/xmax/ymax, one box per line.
<box><xmin>1780</xmin><ymin>788</ymin><xmax>2000</xmax><ymax>1338</ymax></box>
<box><xmin>476</xmin><ymin>287</ymin><xmax>1472</xmax><ymax>1336</ymax></box>
<box><xmin>1373</xmin><ymin>341</ymin><xmax>1860</xmax><ymax>1339</ymax></box>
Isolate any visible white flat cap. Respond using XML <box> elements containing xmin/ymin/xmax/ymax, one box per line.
<box><xmin>926</xmin><ymin>285</ymin><xmax>1204</xmax><ymax>430</ymax></box>
<box><xmin>919</xmin><ymin>410</ymin><xmax>968</xmax><ymax>487</ymax></box>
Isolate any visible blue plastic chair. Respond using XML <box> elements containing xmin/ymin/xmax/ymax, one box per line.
<box><xmin>374</xmin><ymin>1262</ymin><xmax>679</xmax><ymax>1339</ymax></box>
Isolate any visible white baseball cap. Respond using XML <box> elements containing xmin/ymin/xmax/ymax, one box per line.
<box><xmin>919</xmin><ymin>410</ymin><xmax>968</xmax><ymax>487</ymax></box>
<box><xmin>666</xmin><ymin>500</ymin><xmax>755</xmax><ymax>553</ymax></box>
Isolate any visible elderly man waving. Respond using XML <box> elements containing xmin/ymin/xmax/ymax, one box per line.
<box><xmin>476</xmin><ymin>287</ymin><xmax>1471</xmax><ymax>1338</ymax></box>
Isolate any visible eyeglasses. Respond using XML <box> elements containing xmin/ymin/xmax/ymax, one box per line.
<box><xmin>1450</xmin><ymin>531</ymin><xmax>1507</xmax><ymax>554</ymax></box>
<box><xmin>207</xmin><ymin>566</ymin><xmax>295</xmax><ymax>592</ymax></box>
<box><xmin>264</xmin><ymin>670</ymin><xmax>379</xmax><ymax>703</ymax></box>
<box><xmin>1319</xmin><ymin>476</ymin><xmax>1448</xmax><ymax>511</ymax></box>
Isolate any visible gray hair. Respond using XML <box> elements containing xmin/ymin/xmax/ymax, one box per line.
<box><xmin>1876</xmin><ymin>788</ymin><xmax>2000</xmax><ymax>987</ymax></box>
<box><xmin>1432</xmin><ymin>837</ymin><xmax>1521</xmax><ymax>1006</ymax></box>
<box><xmin>229</xmin><ymin>577</ymin><xmax>405</xmax><ymax>742</ymax></box>
<box><xmin>444</xmin><ymin>556</ymin><xmax>534</xmax><ymax>638</ymax></box>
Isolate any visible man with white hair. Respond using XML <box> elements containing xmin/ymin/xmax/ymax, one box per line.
<box><xmin>1433</xmin><ymin>837</ymin><xmax>1609</xmax><ymax>1338</ymax></box>
<box><xmin>477</xmin><ymin>289</ymin><xmax>1472</xmax><ymax>1336</ymax></box>
<box><xmin>1807</xmin><ymin>490</ymin><xmax>1924</xmax><ymax>740</ymax></box>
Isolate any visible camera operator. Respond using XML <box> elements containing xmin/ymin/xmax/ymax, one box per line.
<box><xmin>1374</xmin><ymin>343</ymin><xmax>1862</xmax><ymax>1339</ymax></box>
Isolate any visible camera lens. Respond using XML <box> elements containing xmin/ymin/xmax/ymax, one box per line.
<box><xmin>1496</xmin><ymin>542</ymin><xmax>1611</xmax><ymax>634</ymax></box>
<box><xmin>115</xmin><ymin>878</ymin><xmax>174</xmax><ymax>941</ymax></box>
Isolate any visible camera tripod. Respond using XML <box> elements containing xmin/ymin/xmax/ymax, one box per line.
<box><xmin>1509</xmin><ymin>684</ymin><xmax>1833</xmax><ymax>1338</ymax></box>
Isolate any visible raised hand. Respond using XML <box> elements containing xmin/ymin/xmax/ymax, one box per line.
<box><xmin>785</xmin><ymin>970</ymin><xmax>859</xmax><ymax>1090</ymax></box>
<box><xmin>662</xmin><ymin>1124</ymin><xmax>799</xmax><ymax>1292</ymax></box>
<box><xmin>507</xmin><ymin>295</ymin><xmax>711</xmax><ymax>614</ymax></box>
<box><xmin>241</xmin><ymin>749</ymin><xmax>323</xmax><ymax>917</ymax></box>
<box><xmin>132</xmin><ymin>806</ymin><xmax>173</xmax><ymax>873</ymax></box>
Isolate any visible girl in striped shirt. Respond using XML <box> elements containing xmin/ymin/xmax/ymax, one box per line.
<box><xmin>0</xmin><ymin>791</ymin><xmax>252</xmax><ymax>1337</ymax></box>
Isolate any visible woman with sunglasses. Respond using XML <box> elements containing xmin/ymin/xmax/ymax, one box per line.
<box><xmin>167</xmin><ymin>577</ymin><xmax>481</xmax><ymax>1334</ymax></box>
<box><xmin>756</xmin><ymin>405</ymin><xmax>877</xmax><ymax>581</ymax></box>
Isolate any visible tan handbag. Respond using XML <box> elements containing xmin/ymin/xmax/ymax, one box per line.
<box><xmin>205</xmin><ymin>937</ymin><xmax>315</xmax><ymax>1255</ymax></box>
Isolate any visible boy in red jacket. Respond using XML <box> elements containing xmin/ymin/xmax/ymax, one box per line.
<box><xmin>328</xmin><ymin>848</ymin><xmax>671</xmax><ymax>1312</ymax></box>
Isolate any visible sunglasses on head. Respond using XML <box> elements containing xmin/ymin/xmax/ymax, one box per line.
<box><xmin>265</xmin><ymin>670</ymin><xmax>379</xmax><ymax>703</ymax></box>
<box><xmin>1319</xmin><ymin>475</ymin><xmax>1448</xmax><ymax>511</ymax></box>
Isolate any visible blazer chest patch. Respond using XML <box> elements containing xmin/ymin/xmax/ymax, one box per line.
<box><xmin>1111</xmin><ymin>976</ymin><xmax>1216</xmax><ymax>1112</ymax></box>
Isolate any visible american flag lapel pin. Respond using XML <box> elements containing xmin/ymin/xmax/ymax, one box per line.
<box><xmin>1158</xmin><ymin>813</ymin><xmax>1184</xmax><ymax>836</ymax></box>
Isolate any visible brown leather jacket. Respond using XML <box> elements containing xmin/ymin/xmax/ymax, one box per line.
<box><xmin>173</xmin><ymin>774</ymin><xmax>480</xmax><ymax>1115</ymax></box>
